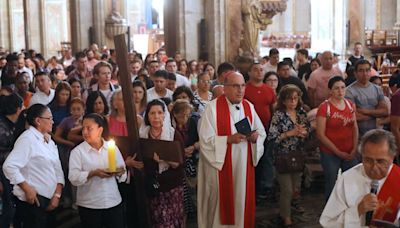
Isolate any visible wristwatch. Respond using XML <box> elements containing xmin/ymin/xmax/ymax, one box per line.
<box><xmin>53</xmin><ymin>193</ymin><xmax>61</xmax><ymax>199</ymax></box>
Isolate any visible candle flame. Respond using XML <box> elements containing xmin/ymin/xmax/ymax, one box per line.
<box><xmin>108</xmin><ymin>139</ymin><xmax>115</xmax><ymax>147</ymax></box>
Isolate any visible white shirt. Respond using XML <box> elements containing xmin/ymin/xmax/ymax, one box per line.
<box><xmin>18</xmin><ymin>67</ymin><xmax>34</xmax><ymax>82</ymax></box>
<box><xmin>69</xmin><ymin>140</ymin><xmax>127</xmax><ymax>209</ymax></box>
<box><xmin>175</xmin><ymin>73</ymin><xmax>191</xmax><ymax>87</ymax></box>
<box><xmin>89</xmin><ymin>83</ymin><xmax>116</xmax><ymax>106</ymax></box>
<box><xmin>29</xmin><ymin>89</ymin><xmax>55</xmax><ymax>107</ymax></box>
<box><xmin>146</xmin><ymin>87</ymin><xmax>173</xmax><ymax>103</ymax></box>
<box><xmin>3</xmin><ymin>127</ymin><xmax>64</xmax><ymax>201</ymax></box>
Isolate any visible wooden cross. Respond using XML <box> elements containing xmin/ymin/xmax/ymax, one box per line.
<box><xmin>113</xmin><ymin>34</ymin><xmax>151</xmax><ymax>227</ymax></box>
<box><xmin>113</xmin><ymin>34</ymin><xmax>184</xmax><ymax>228</ymax></box>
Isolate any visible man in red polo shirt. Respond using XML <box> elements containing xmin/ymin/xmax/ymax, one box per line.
<box><xmin>245</xmin><ymin>62</ymin><xmax>276</xmax><ymax>199</ymax></box>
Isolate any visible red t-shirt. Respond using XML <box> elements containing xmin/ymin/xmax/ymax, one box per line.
<box><xmin>244</xmin><ymin>83</ymin><xmax>276</xmax><ymax>127</ymax></box>
<box><xmin>316</xmin><ymin>100</ymin><xmax>355</xmax><ymax>154</ymax></box>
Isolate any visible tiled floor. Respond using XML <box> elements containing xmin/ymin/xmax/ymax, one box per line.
<box><xmin>56</xmin><ymin>184</ymin><xmax>325</xmax><ymax>228</ymax></box>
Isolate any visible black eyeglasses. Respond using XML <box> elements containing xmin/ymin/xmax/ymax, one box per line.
<box><xmin>39</xmin><ymin>116</ymin><xmax>53</xmax><ymax>121</ymax></box>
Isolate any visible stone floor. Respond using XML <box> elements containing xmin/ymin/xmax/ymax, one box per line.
<box><xmin>56</xmin><ymin>183</ymin><xmax>326</xmax><ymax>228</ymax></box>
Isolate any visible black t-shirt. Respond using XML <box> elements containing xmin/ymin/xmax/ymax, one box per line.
<box><xmin>298</xmin><ymin>63</ymin><xmax>311</xmax><ymax>80</ymax></box>
<box><xmin>277</xmin><ymin>76</ymin><xmax>310</xmax><ymax>106</ymax></box>
<box><xmin>0</xmin><ymin>67</ymin><xmax>16</xmax><ymax>87</ymax></box>
<box><xmin>346</xmin><ymin>55</ymin><xmax>364</xmax><ymax>72</ymax></box>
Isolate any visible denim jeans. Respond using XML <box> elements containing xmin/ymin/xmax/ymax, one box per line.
<box><xmin>320</xmin><ymin>152</ymin><xmax>359</xmax><ymax>200</ymax></box>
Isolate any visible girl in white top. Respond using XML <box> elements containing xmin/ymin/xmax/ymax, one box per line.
<box><xmin>69</xmin><ymin>113</ymin><xmax>126</xmax><ymax>228</ymax></box>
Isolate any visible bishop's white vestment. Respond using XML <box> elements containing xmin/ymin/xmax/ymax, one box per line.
<box><xmin>197</xmin><ymin>96</ymin><xmax>266</xmax><ymax>228</ymax></box>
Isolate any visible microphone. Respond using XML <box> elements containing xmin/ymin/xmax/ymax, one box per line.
<box><xmin>235</xmin><ymin>106</ymin><xmax>240</xmax><ymax>111</ymax></box>
<box><xmin>365</xmin><ymin>180</ymin><xmax>379</xmax><ymax>226</ymax></box>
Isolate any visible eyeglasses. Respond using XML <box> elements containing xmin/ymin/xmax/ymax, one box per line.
<box><xmin>285</xmin><ymin>96</ymin><xmax>299</xmax><ymax>101</ymax></box>
<box><xmin>362</xmin><ymin>157</ymin><xmax>391</xmax><ymax>168</ymax></box>
<box><xmin>225</xmin><ymin>83</ymin><xmax>246</xmax><ymax>90</ymax></box>
<box><xmin>39</xmin><ymin>116</ymin><xmax>53</xmax><ymax>121</ymax></box>
<box><xmin>266</xmin><ymin>79</ymin><xmax>279</xmax><ymax>82</ymax></box>
<box><xmin>199</xmin><ymin>80</ymin><xmax>211</xmax><ymax>84</ymax></box>
<box><xmin>175</xmin><ymin>112</ymin><xmax>190</xmax><ymax>119</ymax></box>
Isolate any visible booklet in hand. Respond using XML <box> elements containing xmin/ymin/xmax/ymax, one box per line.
<box><xmin>235</xmin><ymin>117</ymin><xmax>256</xmax><ymax>136</ymax></box>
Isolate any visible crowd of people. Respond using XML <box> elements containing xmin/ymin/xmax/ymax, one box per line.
<box><xmin>0</xmin><ymin>40</ymin><xmax>399</xmax><ymax>228</ymax></box>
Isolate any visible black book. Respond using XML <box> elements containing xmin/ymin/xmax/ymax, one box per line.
<box><xmin>234</xmin><ymin>117</ymin><xmax>255</xmax><ymax>136</ymax></box>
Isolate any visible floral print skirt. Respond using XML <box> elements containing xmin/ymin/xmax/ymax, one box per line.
<box><xmin>150</xmin><ymin>185</ymin><xmax>184</xmax><ymax>228</ymax></box>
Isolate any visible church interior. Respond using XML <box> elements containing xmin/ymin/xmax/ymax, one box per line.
<box><xmin>0</xmin><ymin>0</ymin><xmax>400</xmax><ymax>228</ymax></box>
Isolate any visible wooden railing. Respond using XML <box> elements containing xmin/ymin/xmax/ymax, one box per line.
<box><xmin>380</xmin><ymin>74</ymin><xmax>391</xmax><ymax>87</ymax></box>
<box><xmin>381</xmin><ymin>66</ymin><xmax>398</xmax><ymax>74</ymax></box>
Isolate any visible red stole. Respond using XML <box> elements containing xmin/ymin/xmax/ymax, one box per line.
<box><xmin>216</xmin><ymin>95</ymin><xmax>256</xmax><ymax>227</ymax></box>
<box><xmin>373</xmin><ymin>164</ymin><xmax>400</xmax><ymax>222</ymax></box>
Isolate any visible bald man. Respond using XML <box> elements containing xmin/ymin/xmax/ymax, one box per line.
<box><xmin>307</xmin><ymin>51</ymin><xmax>344</xmax><ymax>108</ymax></box>
<box><xmin>198</xmin><ymin>72</ymin><xmax>266</xmax><ymax>228</ymax></box>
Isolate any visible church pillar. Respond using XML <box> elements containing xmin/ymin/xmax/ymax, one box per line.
<box><xmin>164</xmin><ymin>0</ymin><xmax>204</xmax><ymax>60</ymax></box>
<box><xmin>396</xmin><ymin>0</ymin><xmax>400</xmax><ymax>28</ymax></box>
<box><xmin>395</xmin><ymin>0</ymin><xmax>400</xmax><ymax>28</ymax></box>
<box><xmin>181</xmin><ymin>1</ymin><xmax>203</xmax><ymax>61</ymax></box>
<box><xmin>163</xmin><ymin>0</ymin><xmax>181</xmax><ymax>57</ymax></box>
<box><xmin>310</xmin><ymin>0</ymin><xmax>334</xmax><ymax>51</ymax></box>
<box><xmin>24</xmin><ymin>0</ymin><xmax>43</xmax><ymax>53</ymax></box>
<box><xmin>0</xmin><ymin>0</ymin><xmax>11</xmax><ymax>50</ymax></box>
<box><xmin>333</xmin><ymin>0</ymin><xmax>347</xmax><ymax>56</ymax></box>
<box><xmin>204</xmin><ymin>0</ymin><xmax>226</xmax><ymax>65</ymax></box>
<box><xmin>92</xmin><ymin>0</ymin><xmax>106</xmax><ymax>47</ymax></box>
<box><xmin>226</xmin><ymin>0</ymin><xmax>242</xmax><ymax>62</ymax></box>
<box><xmin>70</xmin><ymin>0</ymin><xmax>93</xmax><ymax>53</ymax></box>
<box><xmin>347</xmin><ymin>0</ymin><xmax>364</xmax><ymax>46</ymax></box>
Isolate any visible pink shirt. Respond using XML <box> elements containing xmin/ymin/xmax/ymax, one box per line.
<box><xmin>108</xmin><ymin>116</ymin><xmax>128</xmax><ymax>137</ymax></box>
<box><xmin>307</xmin><ymin>67</ymin><xmax>344</xmax><ymax>107</ymax></box>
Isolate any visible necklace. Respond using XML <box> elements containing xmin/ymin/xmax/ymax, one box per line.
<box><xmin>149</xmin><ymin>128</ymin><xmax>162</xmax><ymax>139</ymax></box>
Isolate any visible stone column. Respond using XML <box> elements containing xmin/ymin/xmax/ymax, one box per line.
<box><xmin>92</xmin><ymin>0</ymin><xmax>106</xmax><ymax>47</ymax></box>
<box><xmin>0</xmin><ymin>0</ymin><xmax>11</xmax><ymax>50</ymax></box>
<box><xmin>163</xmin><ymin>0</ymin><xmax>204</xmax><ymax>60</ymax></box>
<box><xmin>396</xmin><ymin>0</ymin><xmax>400</xmax><ymax>28</ymax></box>
<box><xmin>204</xmin><ymin>0</ymin><xmax>226</xmax><ymax>65</ymax></box>
<box><xmin>23</xmin><ymin>0</ymin><xmax>43</xmax><ymax>53</ymax></box>
<box><xmin>226</xmin><ymin>0</ymin><xmax>242</xmax><ymax>62</ymax></box>
<box><xmin>396</xmin><ymin>0</ymin><xmax>400</xmax><ymax>27</ymax></box>
<box><xmin>163</xmin><ymin>0</ymin><xmax>181</xmax><ymax>56</ymax></box>
<box><xmin>70</xmin><ymin>0</ymin><xmax>93</xmax><ymax>53</ymax></box>
<box><xmin>182</xmin><ymin>1</ymin><xmax>204</xmax><ymax>60</ymax></box>
<box><xmin>311</xmin><ymin>0</ymin><xmax>334</xmax><ymax>51</ymax></box>
<box><xmin>347</xmin><ymin>0</ymin><xmax>364</xmax><ymax>46</ymax></box>
<box><xmin>333</xmin><ymin>0</ymin><xmax>347</xmax><ymax>56</ymax></box>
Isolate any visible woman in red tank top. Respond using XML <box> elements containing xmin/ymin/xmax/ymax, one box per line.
<box><xmin>316</xmin><ymin>76</ymin><xmax>359</xmax><ymax>201</ymax></box>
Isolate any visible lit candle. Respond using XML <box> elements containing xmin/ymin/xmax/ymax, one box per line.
<box><xmin>108</xmin><ymin>140</ymin><xmax>116</xmax><ymax>172</ymax></box>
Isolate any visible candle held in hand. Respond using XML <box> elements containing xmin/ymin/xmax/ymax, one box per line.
<box><xmin>108</xmin><ymin>140</ymin><xmax>116</xmax><ymax>172</ymax></box>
